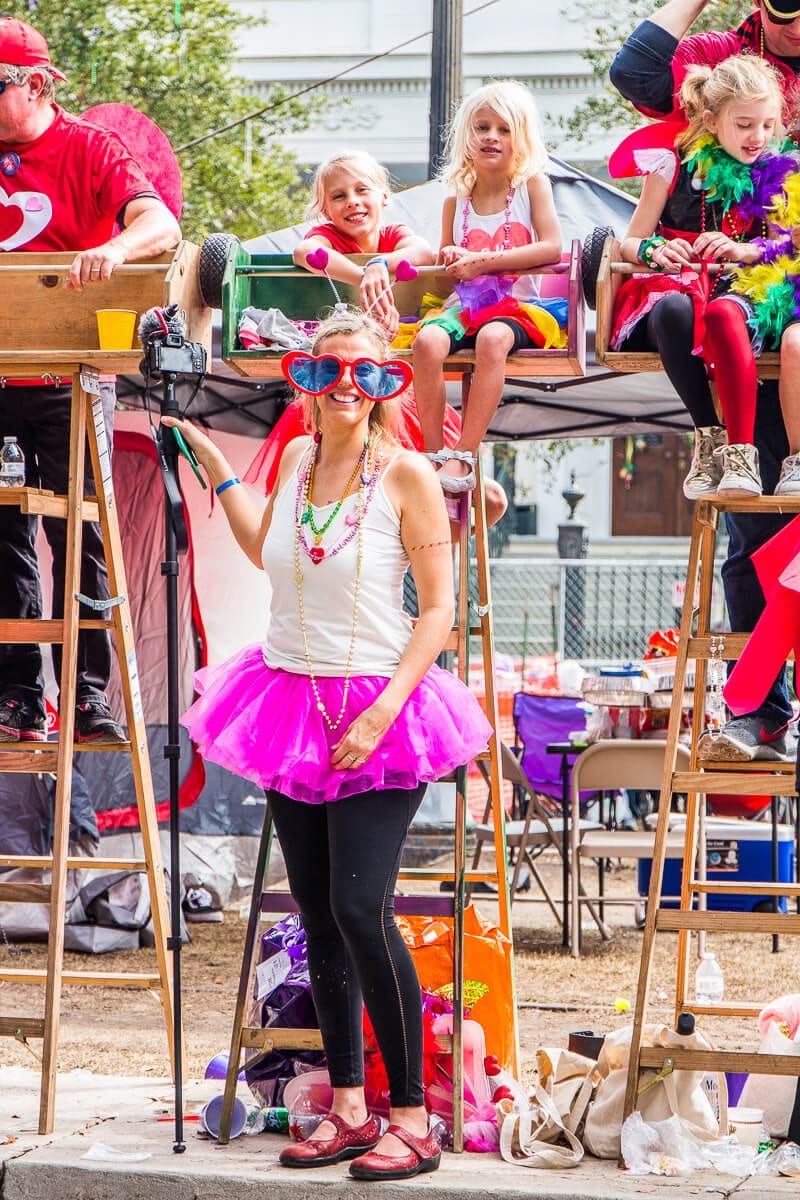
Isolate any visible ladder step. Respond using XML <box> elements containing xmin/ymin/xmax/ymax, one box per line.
<box><xmin>0</xmin><ymin>968</ymin><xmax>163</xmax><ymax>987</ymax></box>
<box><xmin>656</xmin><ymin>909</ymin><xmax>800</xmax><ymax>934</ymax></box>
<box><xmin>0</xmin><ymin>855</ymin><xmax>147</xmax><ymax>871</ymax></box>
<box><xmin>241</xmin><ymin>1026</ymin><xmax>324</xmax><ymax>1051</ymax></box>
<box><xmin>708</xmin><ymin>495</ymin><xmax>800</xmax><ymax>513</ymax></box>
<box><xmin>697</xmin><ymin>760</ymin><xmax>795</xmax><ymax>775</ymax></box>
<box><xmin>399</xmin><ymin>869</ymin><xmax>496</xmax><ymax>882</ymax></box>
<box><xmin>0</xmin><ymin>740</ymin><xmax>131</xmax><ymax>771</ymax></box>
<box><xmin>692</xmin><ymin>881</ymin><xmax>800</xmax><ymax>896</ymax></box>
<box><xmin>0</xmin><ymin>488</ymin><xmax>99</xmax><ymax>521</ymax></box>
<box><xmin>0</xmin><ymin>1016</ymin><xmax>45</xmax><ymax>1038</ymax></box>
<box><xmin>443</xmin><ymin>627</ymin><xmax>482</xmax><ymax>651</ymax></box>
<box><xmin>0</xmin><ymin>617</ymin><xmax>112</xmax><ymax>643</ymax></box>
<box><xmin>688</xmin><ymin>634</ymin><xmax>750</xmax><ymax>659</ymax></box>
<box><xmin>683</xmin><ymin>1001</ymin><xmax>763</xmax><ymax>1018</ymax></box>
<box><xmin>640</xmin><ymin>1046</ymin><xmax>800</xmax><ymax>1076</ymax></box>
<box><xmin>673</xmin><ymin>770</ymin><xmax>796</xmax><ymax>796</ymax></box>
<box><xmin>0</xmin><ymin>881</ymin><xmax>50</xmax><ymax>903</ymax></box>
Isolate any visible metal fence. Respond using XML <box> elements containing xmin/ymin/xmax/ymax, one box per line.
<box><xmin>481</xmin><ymin>557</ymin><xmax>726</xmax><ymax>663</ymax></box>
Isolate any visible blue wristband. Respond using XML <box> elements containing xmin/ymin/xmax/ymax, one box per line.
<box><xmin>364</xmin><ymin>256</ymin><xmax>389</xmax><ymax>271</ymax></box>
<box><xmin>215</xmin><ymin>477</ymin><xmax>241</xmax><ymax>496</ymax></box>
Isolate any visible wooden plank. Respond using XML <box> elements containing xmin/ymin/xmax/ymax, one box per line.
<box><xmin>0</xmin><ymin>882</ymin><xmax>51</xmax><ymax>903</ymax></box>
<box><xmin>241</xmin><ymin>1027</ymin><xmax>324</xmax><ymax>1052</ymax></box>
<box><xmin>0</xmin><ymin>968</ymin><xmax>162</xmax><ymax>987</ymax></box>
<box><xmin>692</xmin><ymin>881</ymin><xmax>800</xmax><ymax>896</ymax></box>
<box><xmin>600</xmin><ymin>351</ymin><xmax>781</xmax><ymax>378</ymax></box>
<box><xmin>711</xmin><ymin>495</ymin><xmax>800</xmax><ymax>513</ymax></box>
<box><xmin>0</xmin><ymin>617</ymin><xmax>111</xmax><ymax>643</ymax></box>
<box><xmin>684</xmin><ymin>1002</ymin><xmax>763</xmax><ymax>1018</ymax></box>
<box><xmin>0</xmin><ymin>1017</ymin><xmax>45</xmax><ymax>1038</ymax></box>
<box><xmin>640</xmin><ymin>1047</ymin><xmax>800</xmax><ymax>1076</ymax></box>
<box><xmin>0</xmin><ymin>855</ymin><xmax>146</xmax><ymax>871</ymax></box>
<box><xmin>0</xmin><ymin>751</ymin><xmax>59</xmax><ymax>773</ymax></box>
<box><xmin>656</xmin><ymin>909</ymin><xmax>800</xmax><ymax>933</ymax></box>
<box><xmin>673</xmin><ymin>771</ymin><xmax>796</xmax><ymax>795</ymax></box>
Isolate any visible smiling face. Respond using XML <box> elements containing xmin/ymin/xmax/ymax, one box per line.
<box><xmin>759</xmin><ymin>2</ymin><xmax>800</xmax><ymax>56</ymax></box>
<box><xmin>320</xmin><ymin>167</ymin><xmax>388</xmax><ymax>246</ymax></box>
<box><xmin>704</xmin><ymin>95</ymin><xmax>780</xmax><ymax>163</ymax></box>
<box><xmin>467</xmin><ymin>105</ymin><xmax>514</xmax><ymax>176</ymax></box>
<box><xmin>310</xmin><ymin>331</ymin><xmax>383</xmax><ymax>434</ymax></box>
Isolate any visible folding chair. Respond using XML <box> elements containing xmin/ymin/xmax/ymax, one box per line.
<box><xmin>472</xmin><ymin>743</ymin><xmax>605</xmax><ymax>931</ymax></box>
<box><xmin>570</xmin><ymin>739</ymin><xmax>691</xmax><ymax>956</ymax></box>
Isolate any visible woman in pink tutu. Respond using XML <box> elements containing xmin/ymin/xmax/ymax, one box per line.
<box><xmin>164</xmin><ymin>309</ymin><xmax>491</xmax><ymax>1182</ymax></box>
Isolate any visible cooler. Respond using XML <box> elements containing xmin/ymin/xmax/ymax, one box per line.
<box><xmin>638</xmin><ymin>817</ymin><xmax>795</xmax><ymax>913</ymax></box>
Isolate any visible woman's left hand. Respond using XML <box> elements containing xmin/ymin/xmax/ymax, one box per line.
<box><xmin>330</xmin><ymin>698</ymin><xmax>396</xmax><ymax>771</ymax></box>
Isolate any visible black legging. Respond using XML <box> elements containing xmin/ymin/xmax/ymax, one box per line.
<box><xmin>268</xmin><ymin>782</ymin><xmax>427</xmax><ymax>1107</ymax></box>
<box><xmin>621</xmin><ymin>292</ymin><xmax>719</xmax><ymax>428</ymax></box>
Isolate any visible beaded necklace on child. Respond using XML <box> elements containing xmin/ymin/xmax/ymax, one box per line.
<box><xmin>461</xmin><ymin>184</ymin><xmax>515</xmax><ymax>249</ymax></box>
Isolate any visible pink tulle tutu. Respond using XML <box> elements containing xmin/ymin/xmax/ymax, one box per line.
<box><xmin>181</xmin><ymin>644</ymin><xmax>493</xmax><ymax>804</ymax></box>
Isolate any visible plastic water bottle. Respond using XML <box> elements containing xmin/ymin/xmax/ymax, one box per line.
<box><xmin>695</xmin><ymin>951</ymin><xmax>724</xmax><ymax>1004</ymax></box>
<box><xmin>0</xmin><ymin>437</ymin><xmax>24</xmax><ymax>487</ymax></box>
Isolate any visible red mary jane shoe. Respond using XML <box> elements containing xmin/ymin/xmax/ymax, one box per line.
<box><xmin>278</xmin><ymin>1112</ymin><xmax>380</xmax><ymax>1168</ymax></box>
<box><xmin>349</xmin><ymin>1122</ymin><xmax>442</xmax><ymax>1181</ymax></box>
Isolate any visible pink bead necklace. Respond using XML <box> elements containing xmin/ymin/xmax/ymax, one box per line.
<box><xmin>461</xmin><ymin>184</ymin><xmax>515</xmax><ymax>250</ymax></box>
<box><xmin>295</xmin><ymin>437</ymin><xmax>382</xmax><ymax>565</ymax></box>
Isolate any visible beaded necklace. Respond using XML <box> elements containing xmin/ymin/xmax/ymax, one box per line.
<box><xmin>293</xmin><ymin>439</ymin><xmax>383</xmax><ymax>731</ymax></box>
<box><xmin>461</xmin><ymin>184</ymin><xmax>515</xmax><ymax>249</ymax></box>
<box><xmin>295</xmin><ymin>437</ymin><xmax>381</xmax><ymax>565</ymax></box>
<box><xmin>302</xmin><ymin>439</ymin><xmax>367</xmax><ymax>546</ymax></box>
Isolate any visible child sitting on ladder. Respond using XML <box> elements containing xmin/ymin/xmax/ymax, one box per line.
<box><xmin>610</xmin><ymin>54</ymin><xmax>800</xmax><ymax>498</ymax></box>
<box><xmin>412</xmin><ymin>79</ymin><xmax>564</xmax><ymax>496</ymax></box>
<box><xmin>293</xmin><ymin>150</ymin><xmax>434</xmax><ymax>337</ymax></box>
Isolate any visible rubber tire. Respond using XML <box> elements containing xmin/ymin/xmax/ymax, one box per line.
<box><xmin>199</xmin><ymin>233</ymin><xmax>240</xmax><ymax>309</ymax></box>
<box><xmin>581</xmin><ymin>225</ymin><xmax>615</xmax><ymax>312</ymax></box>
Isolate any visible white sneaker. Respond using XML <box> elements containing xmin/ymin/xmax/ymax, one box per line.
<box><xmin>714</xmin><ymin>442</ymin><xmax>762</xmax><ymax>498</ymax></box>
<box><xmin>682</xmin><ymin>425</ymin><xmax>727</xmax><ymax>499</ymax></box>
<box><xmin>774</xmin><ymin>453</ymin><xmax>800</xmax><ymax>496</ymax></box>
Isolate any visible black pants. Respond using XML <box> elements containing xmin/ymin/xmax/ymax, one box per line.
<box><xmin>621</xmin><ymin>293</ymin><xmax>719</xmax><ymax>428</ymax></box>
<box><xmin>268</xmin><ymin>783</ymin><xmax>427</xmax><ymax>1107</ymax></box>
<box><xmin>0</xmin><ymin>383</ymin><xmax>115</xmax><ymax>716</ymax></box>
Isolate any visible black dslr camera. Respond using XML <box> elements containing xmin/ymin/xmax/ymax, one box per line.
<box><xmin>141</xmin><ymin>304</ymin><xmax>207</xmax><ymax>378</ymax></box>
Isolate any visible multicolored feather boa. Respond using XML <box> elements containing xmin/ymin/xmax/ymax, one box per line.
<box><xmin>683</xmin><ymin>135</ymin><xmax>800</xmax><ymax>348</ymax></box>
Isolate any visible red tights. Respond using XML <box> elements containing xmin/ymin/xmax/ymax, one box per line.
<box><xmin>703</xmin><ymin>298</ymin><xmax>757</xmax><ymax>445</ymax></box>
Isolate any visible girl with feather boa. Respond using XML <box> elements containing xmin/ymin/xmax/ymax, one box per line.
<box><xmin>610</xmin><ymin>54</ymin><xmax>800</xmax><ymax>499</ymax></box>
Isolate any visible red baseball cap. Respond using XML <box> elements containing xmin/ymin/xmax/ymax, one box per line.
<box><xmin>0</xmin><ymin>18</ymin><xmax>68</xmax><ymax>82</ymax></box>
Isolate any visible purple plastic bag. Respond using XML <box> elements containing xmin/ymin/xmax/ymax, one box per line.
<box><xmin>244</xmin><ymin>913</ymin><xmax>325</xmax><ymax>1106</ymax></box>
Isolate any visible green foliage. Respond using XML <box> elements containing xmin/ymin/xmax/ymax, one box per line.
<box><xmin>563</xmin><ymin>0</ymin><xmax>750</xmax><ymax>149</ymax></box>
<box><xmin>4</xmin><ymin>0</ymin><xmax>322</xmax><ymax>240</ymax></box>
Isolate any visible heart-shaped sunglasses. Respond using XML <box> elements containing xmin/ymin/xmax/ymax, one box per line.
<box><xmin>281</xmin><ymin>351</ymin><xmax>412</xmax><ymax>400</ymax></box>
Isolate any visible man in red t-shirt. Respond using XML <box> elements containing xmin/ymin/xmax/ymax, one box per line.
<box><xmin>0</xmin><ymin>18</ymin><xmax>181</xmax><ymax>744</ymax></box>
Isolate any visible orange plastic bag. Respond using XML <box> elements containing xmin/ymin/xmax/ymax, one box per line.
<box><xmin>397</xmin><ymin>904</ymin><xmax>515</xmax><ymax>1070</ymax></box>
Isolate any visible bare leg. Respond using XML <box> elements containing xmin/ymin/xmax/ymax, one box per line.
<box><xmin>445</xmin><ymin>322</ymin><xmax>515</xmax><ymax>480</ymax></box>
<box><xmin>307</xmin><ymin>1085</ymin><xmax>369</xmax><ymax>1140</ymax></box>
<box><xmin>412</xmin><ymin>325</ymin><xmax>451</xmax><ymax>451</ymax></box>
<box><xmin>779</xmin><ymin>323</ymin><xmax>800</xmax><ymax>454</ymax></box>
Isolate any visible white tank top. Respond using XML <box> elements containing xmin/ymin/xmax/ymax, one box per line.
<box><xmin>262</xmin><ymin>450</ymin><xmax>414</xmax><ymax>677</ymax></box>
<box><xmin>451</xmin><ymin>184</ymin><xmax>540</xmax><ymax>302</ymax></box>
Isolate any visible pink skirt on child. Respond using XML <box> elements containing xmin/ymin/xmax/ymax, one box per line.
<box><xmin>181</xmin><ymin>643</ymin><xmax>493</xmax><ymax>804</ymax></box>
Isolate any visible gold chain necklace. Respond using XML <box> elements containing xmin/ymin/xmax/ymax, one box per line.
<box><xmin>294</xmin><ymin>442</ymin><xmax>378</xmax><ymax>731</ymax></box>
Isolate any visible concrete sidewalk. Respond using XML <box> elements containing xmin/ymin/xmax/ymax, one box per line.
<box><xmin>0</xmin><ymin>1068</ymin><xmax>794</xmax><ymax>1200</ymax></box>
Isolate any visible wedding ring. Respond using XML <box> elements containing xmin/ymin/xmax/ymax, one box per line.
<box><xmin>349</xmin><ymin>753</ymin><xmax>358</xmax><ymax>765</ymax></box>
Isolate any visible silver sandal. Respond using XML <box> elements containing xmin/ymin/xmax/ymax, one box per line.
<box><xmin>436</xmin><ymin>448</ymin><xmax>477</xmax><ymax>494</ymax></box>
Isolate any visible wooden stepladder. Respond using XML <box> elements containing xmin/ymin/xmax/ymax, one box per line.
<box><xmin>218</xmin><ymin>376</ymin><xmax>518</xmax><ymax>1153</ymax></box>
<box><xmin>624</xmin><ymin>495</ymin><xmax>800</xmax><ymax>1127</ymax></box>
<box><xmin>0</xmin><ymin>246</ymin><xmax>210</xmax><ymax>1134</ymax></box>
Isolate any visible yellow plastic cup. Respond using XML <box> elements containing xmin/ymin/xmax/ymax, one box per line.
<box><xmin>96</xmin><ymin>308</ymin><xmax>138</xmax><ymax>351</ymax></box>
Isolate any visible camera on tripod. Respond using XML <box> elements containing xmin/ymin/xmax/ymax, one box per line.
<box><xmin>145</xmin><ymin>333</ymin><xmax>207</xmax><ymax>377</ymax></box>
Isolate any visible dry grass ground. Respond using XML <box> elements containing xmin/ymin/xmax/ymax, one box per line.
<box><xmin>1</xmin><ymin>854</ymin><xmax>796</xmax><ymax>1090</ymax></box>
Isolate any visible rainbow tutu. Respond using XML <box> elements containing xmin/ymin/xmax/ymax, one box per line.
<box><xmin>181</xmin><ymin>643</ymin><xmax>493</xmax><ymax>804</ymax></box>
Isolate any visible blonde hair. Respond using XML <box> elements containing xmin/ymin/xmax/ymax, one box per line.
<box><xmin>300</xmin><ymin>308</ymin><xmax>401</xmax><ymax>446</ymax></box>
<box><xmin>439</xmin><ymin>80</ymin><xmax>547</xmax><ymax>195</ymax></box>
<box><xmin>305</xmin><ymin>151</ymin><xmax>391</xmax><ymax>221</ymax></box>
<box><xmin>676</xmin><ymin>54</ymin><xmax>783</xmax><ymax>153</ymax></box>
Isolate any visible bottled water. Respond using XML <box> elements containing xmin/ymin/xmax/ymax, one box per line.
<box><xmin>0</xmin><ymin>437</ymin><xmax>24</xmax><ymax>487</ymax></box>
<box><xmin>695</xmin><ymin>951</ymin><xmax>724</xmax><ymax>1004</ymax></box>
